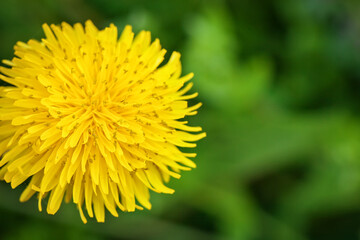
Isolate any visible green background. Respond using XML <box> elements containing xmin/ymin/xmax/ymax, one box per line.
<box><xmin>1</xmin><ymin>0</ymin><xmax>360</xmax><ymax>239</ymax></box>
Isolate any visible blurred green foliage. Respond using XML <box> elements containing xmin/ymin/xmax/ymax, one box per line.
<box><xmin>1</xmin><ymin>0</ymin><xmax>360</xmax><ymax>239</ymax></box>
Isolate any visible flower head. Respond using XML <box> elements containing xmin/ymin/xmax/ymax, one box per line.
<box><xmin>0</xmin><ymin>20</ymin><xmax>205</xmax><ymax>222</ymax></box>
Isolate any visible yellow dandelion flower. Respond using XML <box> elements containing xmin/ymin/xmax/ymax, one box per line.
<box><xmin>0</xmin><ymin>20</ymin><xmax>205</xmax><ymax>223</ymax></box>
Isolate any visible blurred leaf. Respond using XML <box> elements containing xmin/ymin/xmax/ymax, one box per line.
<box><xmin>183</xmin><ymin>4</ymin><xmax>272</xmax><ymax>113</ymax></box>
<box><xmin>192</xmin><ymin>110</ymin><xmax>345</xmax><ymax>182</ymax></box>
<box><xmin>279</xmin><ymin>118</ymin><xmax>360</xmax><ymax>229</ymax></box>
